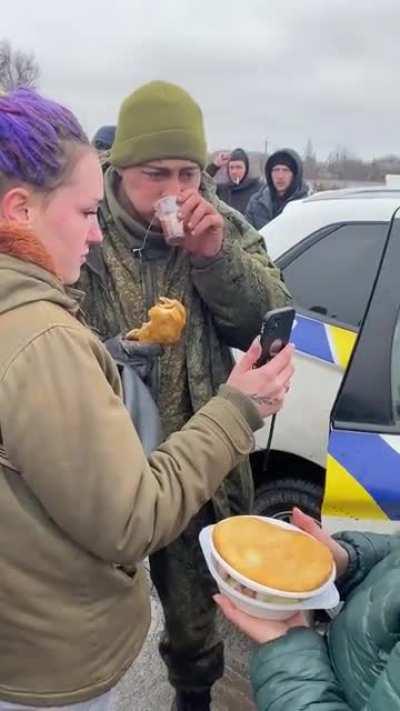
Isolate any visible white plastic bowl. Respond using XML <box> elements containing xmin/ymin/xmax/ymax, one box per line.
<box><xmin>210</xmin><ymin>515</ymin><xmax>336</xmax><ymax>600</ymax></box>
<box><xmin>199</xmin><ymin>526</ymin><xmax>340</xmax><ymax>620</ymax></box>
<box><xmin>209</xmin><ymin>554</ymin><xmax>302</xmax><ymax>620</ymax></box>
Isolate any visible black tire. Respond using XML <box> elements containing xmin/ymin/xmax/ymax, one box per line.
<box><xmin>253</xmin><ymin>477</ymin><xmax>323</xmax><ymax>522</ymax></box>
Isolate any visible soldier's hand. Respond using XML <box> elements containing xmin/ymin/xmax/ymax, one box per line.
<box><xmin>177</xmin><ymin>189</ymin><xmax>224</xmax><ymax>258</ymax></box>
<box><xmin>104</xmin><ymin>335</ymin><xmax>162</xmax><ymax>379</ymax></box>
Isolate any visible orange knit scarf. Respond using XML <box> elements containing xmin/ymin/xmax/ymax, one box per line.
<box><xmin>0</xmin><ymin>222</ymin><xmax>57</xmax><ymax>276</ymax></box>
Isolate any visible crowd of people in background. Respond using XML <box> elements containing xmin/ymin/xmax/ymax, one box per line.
<box><xmin>90</xmin><ymin>125</ymin><xmax>311</xmax><ymax>231</ymax></box>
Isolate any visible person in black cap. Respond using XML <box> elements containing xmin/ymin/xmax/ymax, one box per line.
<box><xmin>206</xmin><ymin>148</ymin><xmax>262</xmax><ymax>215</ymax></box>
<box><xmin>246</xmin><ymin>148</ymin><xmax>310</xmax><ymax>230</ymax></box>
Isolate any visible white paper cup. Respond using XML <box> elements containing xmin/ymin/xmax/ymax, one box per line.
<box><xmin>154</xmin><ymin>195</ymin><xmax>185</xmax><ymax>245</ymax></box>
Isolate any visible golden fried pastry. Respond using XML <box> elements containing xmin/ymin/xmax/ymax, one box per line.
<box><xmin>213</xmin><ymin>516</ymin><xmax>333</xmax><ymax>593</ymax></box>
<box><xmin>126</xmin><ymin>297</ymin><xmax>186</xmax><ymax>345</ymax></box>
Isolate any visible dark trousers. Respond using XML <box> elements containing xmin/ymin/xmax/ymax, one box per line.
<box><xmin>149</xmin><ymin>503</ymin><xmax>223</xmax><ymax>694</ymax></box>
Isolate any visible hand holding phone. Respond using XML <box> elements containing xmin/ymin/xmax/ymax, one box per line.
<box><xmin>255</xmin><ymin>307</ymin><xmax>295</xmax><ymax>368</ymax></box>
<box><xmin>227</xmin><ymin>338</ymin><xmax>294</xmax><ymax>419</ymax></box>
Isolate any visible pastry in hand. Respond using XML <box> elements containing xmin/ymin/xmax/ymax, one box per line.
<box><xmin>126</xmin><ymin>297</ymin><xmax>186</xmax><ymax>345</ymax></box>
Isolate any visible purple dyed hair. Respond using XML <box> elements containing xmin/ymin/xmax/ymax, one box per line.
<box><xmin>0</xmin><ymin>87</ymin><xmax>89</xmax><ymax>192</ymax></box>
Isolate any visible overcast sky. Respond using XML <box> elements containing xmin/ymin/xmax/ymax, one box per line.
<box><xmin>2</xmin><ymin>0</ymin><xmax>400</xmax><ymax>160</ymax></box>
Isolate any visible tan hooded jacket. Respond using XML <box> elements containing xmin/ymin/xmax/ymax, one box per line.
<box><xmin>0</xmin><ymin>225</ymin><xmax>262</xmax><ymax>706</ymax></box>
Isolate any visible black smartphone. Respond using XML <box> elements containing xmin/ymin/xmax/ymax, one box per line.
<box><xmin>255</xmin><ymin>307</ymin><xmax>295</xmax><ymax>367</ymax></box>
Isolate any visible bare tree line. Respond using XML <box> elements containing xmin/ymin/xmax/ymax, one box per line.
<box><xmin>0</xmin><ymin>39</ymin><xmax>40</xmax><ymax>92</ymax></box>
<box><xmin>303</xmin><ymin>139</ymin><xmax>400</xmax><ymax>184</ymax></box>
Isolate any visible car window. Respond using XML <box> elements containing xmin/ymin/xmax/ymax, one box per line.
<box><xmin>391</xmin><ymin>308</ymin><xmax>400</xmax><ymax>424</ymax></box>
<box><xmin>282</xmin><ymin>223</ymin><xmax>388</xmax><ymax>328</ymax></box>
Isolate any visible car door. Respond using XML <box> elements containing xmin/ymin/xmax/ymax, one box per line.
<box><xmin>322</xmin><ymin>210</ymin><xmax>400</xmax><ymax>533</ymax></box>
<box><xmin>266</xmin><ymin>222</ymin><xmax>389</xmax><ymax>467</ymax></box>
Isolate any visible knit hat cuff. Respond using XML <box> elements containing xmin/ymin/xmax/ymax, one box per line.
<box><xmin>267</xmin><ymin>152</ymin><xmax>297</xmax><ymax>175</ymax></box>
<box><xmin>111</xmin><ymin>128</ymin><xmax>207</xmax><ymax>169</ymax></box>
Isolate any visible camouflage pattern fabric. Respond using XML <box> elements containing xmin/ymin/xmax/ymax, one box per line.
<box><xmin>149</xmin><ymin>502</ymin><xmax>222</xmax><ymax>693</ymax></box>
<box><xmin>76</xmin><ymin>165</ymin><xmax>292</xmax><ymax>692</ymax></box>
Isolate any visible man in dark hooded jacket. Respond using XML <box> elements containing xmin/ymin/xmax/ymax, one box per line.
<box><xmin>246</xmin><ymin>149</ymin><xmax>309</xmax><ymax>230</ymax></box>
<box><xmin>206</xmin><ymin>148</ymin><xmax>262</xmax><ymax>215</ymax></box>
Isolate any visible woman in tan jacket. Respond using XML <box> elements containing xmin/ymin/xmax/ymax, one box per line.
<box><xmin>0</xmin><ymin>88</ymin><xmax>293</xmax><ymax>710</ymax></box>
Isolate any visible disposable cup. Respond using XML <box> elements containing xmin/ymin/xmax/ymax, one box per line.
<box><xmin>155</xmin><ymin>195</ymin><xmax>185</xmax><ymax>246</ymax></box>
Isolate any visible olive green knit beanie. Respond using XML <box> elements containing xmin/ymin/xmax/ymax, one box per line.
<box><xmin>111</xmin><ymin>81</ymin><xmax>207</xmax><ymax>169</ymax></box>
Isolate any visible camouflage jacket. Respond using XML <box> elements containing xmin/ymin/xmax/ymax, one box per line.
<box><xmin>77</xmin><ymin>167</ymin><xmax>292</xmax><ymax>518</ymax></box>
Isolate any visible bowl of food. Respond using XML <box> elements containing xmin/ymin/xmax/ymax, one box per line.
<box><xmin>210</xmin><ymin>515</ymin><xmax>335</xmax><ymax>601</ymax></box>
<box><xmin>199</xmin><ymin>517</ymin><xmax>339</xmax><ymax>619</ymax></box>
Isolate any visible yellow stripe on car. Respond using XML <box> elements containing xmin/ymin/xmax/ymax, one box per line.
<box><xmin>323</xmin><ymin>454</ymin><xmax>388</xmax><ymax>520</ymax></box>
<box><xmin>327</xmin><ymin>325</ymin><xmax>357</xmax><ymax>370</ymax></box>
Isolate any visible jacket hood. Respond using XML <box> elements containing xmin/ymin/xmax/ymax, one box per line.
<box><xmin>265</xmin><ymin>148</ymin><xmax>305</xmax><ymax>199</ymax></box>
<box><xmin>229</xmin><ymin>147</ymin><xmax>250</xmax><ymax>183</ymax></box>
<box><xmin>0</xmin><ymin>224</ymin><xmax>78</xmax><ymax>316</ymax></box>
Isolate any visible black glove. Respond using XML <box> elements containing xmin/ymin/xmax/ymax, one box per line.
<box><xmin>104</xmin><ymin>335</ymin><xmax>162</xmax><ymax>383</ymax></box>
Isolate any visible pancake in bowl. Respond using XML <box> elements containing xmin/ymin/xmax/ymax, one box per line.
<box><xmin>212</xmin><ymin>516</ymin><xmax>333</xmax><ymax>593</ymax></box>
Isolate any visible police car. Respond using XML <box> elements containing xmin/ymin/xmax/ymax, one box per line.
<box><xmin>248</xmin><ymin>188</ymin><xmax>400</xmax><ymax>533</ymax></box>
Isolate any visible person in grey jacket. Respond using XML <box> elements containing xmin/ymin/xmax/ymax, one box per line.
<box><xmin>216</xmin><ymin>508</ymin><xmax>400</xmax><ymax>711</ymax></box>
<box><xmin>246</xmin><ymin>149</ymin><xmax>309</xmax><ymax>230</ymax></box>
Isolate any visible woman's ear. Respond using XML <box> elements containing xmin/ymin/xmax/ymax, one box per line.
<box><xmin>0</xmin><ymin>187</ymin><xmax>38</xmax><ymax>226</ymax></box>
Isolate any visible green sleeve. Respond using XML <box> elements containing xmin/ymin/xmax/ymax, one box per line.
<box><xmin>365</xmin><ymin>643</ymin><xmax>400</xmax><ymax>710</ymax></box>
<box><xmin>250</xmin><ymin>628</ymin><xmax>352</xmax><ymax>711</ymax></box>
<box><xmin>206</xmin><ymin>162</ymin><xmax>220</xmax><ymax>178</ymax></box>
<box><xmin>190</xmin><ymin>210</ymin><xmax>292</xmax><ymax>350</ymax></box>
<box><xmin>333</xmin><ymin>531</ymin><xmax>400</xmax><ymax>597</ymax></box>
<box><xmin>1</xmin><ymin>326</ymin><xmax>259</xmax><ymax>565</ymax></box>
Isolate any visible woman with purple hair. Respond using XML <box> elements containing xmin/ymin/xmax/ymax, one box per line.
<box><xmin>0</xmin><ymin>89</ymin><xmax>293</xmax><ymax>708</ymax></box>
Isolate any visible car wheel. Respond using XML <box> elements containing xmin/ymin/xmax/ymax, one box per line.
<box><xmin>253</xmin><ymin>478</ymin><xmax>323</xmax><ymax>522</ymax></box>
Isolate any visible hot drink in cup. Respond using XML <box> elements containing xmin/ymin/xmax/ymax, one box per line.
<box><xmin>155</xmin><ymin>195</ymin><xmax>185</xmax><ymax>246</ymax></box>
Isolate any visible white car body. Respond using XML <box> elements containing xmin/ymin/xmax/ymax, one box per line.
<box><xmin>263</xmin><ymin>188</ymin><xmax>400</xmax><ymax>263</ymax></box>
<box><xmin>240</xmin><ymin>188</ymin><xmax>400</xmax><ymax>532</ymax></box>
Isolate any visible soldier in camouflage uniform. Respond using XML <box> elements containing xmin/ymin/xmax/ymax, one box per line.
<box><xmin>77</xmin><ymin>80</ymin><xmax>291</xmax><ymax>711</ymax></box>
